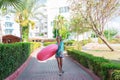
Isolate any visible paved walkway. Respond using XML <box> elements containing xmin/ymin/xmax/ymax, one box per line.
<box><xmin>16</xmin><ymin>47</ymin><xmax>100</xmax><ymax>80</ymax></box>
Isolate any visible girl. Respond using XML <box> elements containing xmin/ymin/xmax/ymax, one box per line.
<box><xmin>56</xmin><ymin>36</ymin><xmax>64</xmax><ymax>76</ymax></box>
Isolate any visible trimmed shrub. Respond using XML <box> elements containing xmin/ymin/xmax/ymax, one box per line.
<box><xmin>109</xmin><ymin>38</ymin><xmax>120</xmax><ymax>44</ymax></box>
<box><xmin>65</xmin><ymin>46</ymin><xmax>75</xmax><ymax>50</ymax></box>
<box><xmin>81</xmin><ymin>40</ymin><xmax>89</xmax><ymax>46</ymax></box>
<box><xmin>30</xmin><ymin>42</ymin><xmax>41</xmax><ymax>52</ymax></box>
<box><xmin>67</xmin><ymin>49</ymin><xmax>120</xmax><ymax>80</ymax></box>
<box><xmin>0</xmin><ymin>42</ymin><xmax>40</xmax><ymax>80</ymax></box>
<box><xmin>111</xmin><ymin>70</ymin><xmax>120</xmax><ymax>80</ymax></box>
<box><xmin>43</xmin><ymin>42</ymin><xmax>56</xmax><ymax>46</ymax></box>
<box><xmin>64</xmin><ymin>40</ymin><xmax>75</xmax><ymax>46</ymax></box>
<box><xmin>100</xmin><ymin>63</ymin><xmax>120</xmax><ymax>80</ymax></box>
<box><xmin>98</xmin><ymin>37</ymin><xmax>103</xmax><ymax>44</ymax></box>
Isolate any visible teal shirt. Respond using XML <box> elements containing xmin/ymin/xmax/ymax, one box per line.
<box><xmin>56</xmin><ymin>41</ymin><xmax>64</xmax><ymax>56</ymax></box>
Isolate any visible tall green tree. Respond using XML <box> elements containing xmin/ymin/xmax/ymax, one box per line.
<box><xmin>70</xmin><ymin>15</ymin><xmax>91</xmax><ymax>50</ymax></box>
<box><xmin>70</xmin><ymin>0</ymin><xmax>120</xmax><ymax>51</ymax></box>
<box><xmin>53</xmin><ymin>15</ymin><xmax>69</xmax><ymax>39</ymax></box>
<box><xmin>13</xmin><ymin>0</ymin><xmax>45</xmax><ymax>41</ymax></box>
<box><xmin>104</xmin><ymin>29</ymin><xmax>118</xmax><ymax>40</ymax></box>
<box><xmin>70</xmin><ymin>15</ymin><xmax>91</xmax><ymax>41</ymax></box>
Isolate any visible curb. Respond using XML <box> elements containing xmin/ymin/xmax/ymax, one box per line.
<box><xmin>67</xmin><ymin>55</ymin><xmax>101</xmax><ymax>80</ymax></box>
<box><xmin>5</xmin><ymin>48</ymin><xmax>40</xmax><ymax>80</ymax></box>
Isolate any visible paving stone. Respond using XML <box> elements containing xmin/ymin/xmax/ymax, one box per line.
<box><xmin>17</xmin><ymin>48</ymin><xmax>99</xmax><ymax>80</ymax></box>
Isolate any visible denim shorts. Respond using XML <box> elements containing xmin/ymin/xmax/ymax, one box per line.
<box><xmin>55</xmin><ymin>52</ymin><xmax>63</xmax><ymax>58</ymax></box>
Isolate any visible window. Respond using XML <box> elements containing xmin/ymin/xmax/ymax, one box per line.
<box><xmin>36</xmin><ymin>27</ymin><xmax>38</xmax><ymax>29</ymax></box>
<box><xmin>5</xmin><ymin>29</ymin><xmax>13</xmax><ymax>34</ymax></box>
<box><xmin>59</xmin><ymin>6</ymin><xmax>69</xmax><ymax>13</ymax></box>
<box><xmin>6</xmin><ymin>16</ymin><xmax>10</xmax><ymax>21</ymax></box>
<box><xmin>30</xmin><ymin>33</ymin><xmax>32</xmax><ymax>37</ymax></box>
<box><xmin>45</xmin><ymin>26</ymin><xmax>47</xmax><ymax>28</ymax></box>
<box><xmin>45</xmin><ymin>32</ymin><xmax>47</xmax><ymax>35</ymax></box>
<box><xmin>45</xmin><ymin>22</ymin><xmax>47</xmax><ymax>24</ymax></box>
<box><xmin>35</xmin><ymin>33</ymin><xmax>38</xmax><ymax>36</ymax></box>
<box><xmin>51</xmin><ymin>21</ymin><xmax>54</xmax><ymax>26</ymax></box>
<box><xmin>5</xmin><ymin>22</ymin><xmax>13</xmax><ymax>27</ymax></box>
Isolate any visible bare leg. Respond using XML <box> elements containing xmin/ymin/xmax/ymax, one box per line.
<box><xmin>60</xmin><ymin>58</ymin><xmax>63</xmax><ymax>72</ymax></box>
<box><xmin>56</xmin><ymin>58</ymin><xmax>62</xmax><ymax>73</ymax></box>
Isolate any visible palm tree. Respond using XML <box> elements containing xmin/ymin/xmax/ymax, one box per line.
<box><xmin>0</xmin><ymin>0</ymin><xmax>22</xmax><ymax>9</ymax></box>
<box><xmin>12</xmin><ymin>0</ymin><xmax>45</xmax><ymax>41</ymax></box>
<box><xmin>53</xmin><ymin>15</ymin><xmax>68</xmax><ymax>38</ymax></box>
<box><xmin>0</xmin><ymin>0</ymin><xmax>22</xmax><ymax>43</ymax></box>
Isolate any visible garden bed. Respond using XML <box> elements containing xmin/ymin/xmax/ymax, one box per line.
<box><xmin>67</xmin><ymin>49</ymin><xmax>120</xmax><ymax>80</ymax></box>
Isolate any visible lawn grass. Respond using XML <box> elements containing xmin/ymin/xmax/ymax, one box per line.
<box><xmin>82</xmin><ymin>44</ymin><xmax>120</xmax><ymax>64</ymax></box>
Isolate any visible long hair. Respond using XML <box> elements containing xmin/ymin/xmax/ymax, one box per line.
<box><xmin>56</xmin><ymin>36</ymin><xmax>62</xmax><ymax>41</ymax></box>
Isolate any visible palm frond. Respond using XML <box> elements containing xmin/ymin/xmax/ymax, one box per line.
<box><xmin>0</xmin><ymin>0</ymin><xmax>23</xmax><ymax>9</ymax></box>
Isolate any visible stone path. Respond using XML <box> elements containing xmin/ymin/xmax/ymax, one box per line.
<box><xmin>16</xmin><ymin>48</ymin><xmax>100</xmax><ymax>80</ymax></box>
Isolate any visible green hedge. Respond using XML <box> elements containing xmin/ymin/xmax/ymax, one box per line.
<box><xmin>0</xmin><ymin>42</ymin><xmax>41</xmax><ymax>80</ymax></box>
<box><xmin>67</xmin><ymin>49</ymin><xmax>120</xmax><ymax>80</ymax></box>
<box><xmin>43</xmin><ymin>38</ymin><xmax>91</xmax><ymax>47</ymax></box>
<box><xmin>112</xmin><ymin>70</ymin><xmax>120</xmax><ymax>80</ymax></box>
<box><xmin>43</xmin><ymin>42</ymin><xmax>56</xmax><ymax>46</ymax></box>
<box><xmin>30</xmin><ymin>42</ymin><xmax>41</xmax><ymax>52</ymax></box>
<box><xmin>109</xmin><ymin>38</ymin><xmax>120</xmax><ymax>44</ymax></box>
<box><xmin>64</xmin><ymin>39</ymin><xmax>91</xmax><ymax>46</ymax></box>
<box><xmin>81</xmin><ymin>39</ymin><xmax>92</xmax><ymax>46</ymax></box>
<box><xmin>64</xmin><ymin>40</ymin><xmax>75</xmax><ymax>46</ymax></box>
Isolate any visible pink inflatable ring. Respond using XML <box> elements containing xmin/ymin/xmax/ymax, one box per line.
<box><xmin>37</xmin><ymin>44</ymin><xmax>58</xmax><ymax>61</ymax></box>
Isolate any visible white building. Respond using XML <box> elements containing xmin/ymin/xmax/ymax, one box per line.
<box><xmin>29</xmin><ymin>2</ymin><xmax>48</xmax><ymax>39</ymax></box>
<box><xmin>0</xmin><ymin>16</ymin><xmax>2</xmax><ymax>42</ymax></box>
<box><xmin>47</xmin><ymin>0</ymin><xmax>70</xmax><ymax>38</ymax></box>
<box><xmin>29</xmin><ymin>0</ymin><xmax>90</xmax><ymax>40</ymax></box>
<box><xmin>0</xmin><ymin>14</ymin><xmax>20</xmax><ymax>37</ymax></box>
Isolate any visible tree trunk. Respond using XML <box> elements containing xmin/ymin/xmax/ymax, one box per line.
<box><xmin>20</xmin><ymin>26</ymin><xmax>22</xmax><ymax>42</ymax></box>
<box><xmin>56</xmin><ymin>29</ymin><xmax>57</xmax><ymax>37</ymax></box>
<box><xmin>76</xmin><ymin>33</ymin><xmax>79</xmax><ymax>50</ymax></box>
<box><xmin>19</xmin><ymin>14</ymin><xmax>23</xmax><ymax>42</ymax></box>
<box><xmin>99</xmin><ymin>35</ymin><xmax>114</xmax><ymax>51</ymax></box>
<box><xmin>22</xmin><ymin>26</ymin><xmax>29</xmax><ymax>42</ymax></box>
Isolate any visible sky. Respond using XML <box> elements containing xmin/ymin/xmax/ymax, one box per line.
<box><xmin>103</xmin><ymin>16</ymin><xmax>120</xmax><ymax>35</ymax></box>
<box><xmin>38</xmin><ymin>0</ymin><xmax>47</xmax><ymax>4</ymax></box>
<box><xmin>107</xmin><ymin>17</ymin><xmax>120</xmax><ymax>34</ymax></box>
